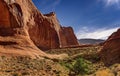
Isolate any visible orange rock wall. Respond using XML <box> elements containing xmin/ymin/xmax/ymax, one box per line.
<box><xmin>59</xmin><ymin>27</ymin><xmax>79</xmax><ymax>48</ymax></box>
<box><xmin>0</xmin><ymin>0</ymin><xmax>10</xmax><ymax>27</ymax></box>
<box><xmin>100</xmin><ymin>29</ymin><xmax>120</xmax><ymax>66</ymax></box>
<box><xmin>0</xmin><ymin>0</ymin><xmax>79</xmax><ymax>51</ymax></box>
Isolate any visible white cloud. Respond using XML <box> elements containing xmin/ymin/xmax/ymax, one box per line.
<box><xmin>100</xmin><ymin>0</ymin><xmax>120</xmax><ymax>8</ymax></box>
<box><xmin>106</xmin><ymin>0</ymin><xmax>119</xmax><ymax>5</ymax></box>
<box><xmin>76</xmin><ymin>27</ymin><xmax>119</xmax><ymax>40</ymax></box>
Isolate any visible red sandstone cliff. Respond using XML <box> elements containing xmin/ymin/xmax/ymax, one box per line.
<box><xmin>100</xmin><ymin>28</ymin><xmax>120</xmax><ymax>66</ymax></box>
<box><xmin>59</xmin><ymin>27</ymin><xmax>79</xmax><ymax>48</ymax></box>
<box><xmin>29</xmin><ymin>11</ymin><xmax>79</xmax><ymax>50</ymax></box>
<box><xmin>0</xmin><ymin>0</ymin><xmax>79</xmax><ymax>57</ymax></box>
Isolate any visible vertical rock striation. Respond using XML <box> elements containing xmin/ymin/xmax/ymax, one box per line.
<box><xmin>100</xmin><ymin>29</ymin><xmax>120</xmax><ymax>66</ymax></box>
<box><xmin>0</xmin><ymin>0</ymin><xmax>79</xmax><ymax>57</ymax></box>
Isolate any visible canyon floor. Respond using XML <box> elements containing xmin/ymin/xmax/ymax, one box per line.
<box><xmin>0</xmin><ymin>45</ymin><xmax>119</xmax><ymax>76</ymax></box>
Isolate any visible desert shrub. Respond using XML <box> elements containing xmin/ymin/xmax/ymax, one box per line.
<box><xmin>91</xmin><ymin>54</ymin><xmax>100</xmax><ymax>62</ymax></box>
<box><xmin>72</xmin><ymin>57</ymin><xmax>94</xmax><ymax>75</ymax></box>
<box><xmin>1</xmin><ymin>56</ymin><xmax>6</xmax><ymax>59</ymax></box>
<box><xmin>12</xmin><ymin>73</ymin><xmax>19</xmax><ymax>76</ymax></box>
<box><xmin>59</xmin><ymin>57</ymin><xmax>95</xmax><ymax>75</ymax></box>
<box><xmin>22</xmin><ymin>71</ymin><xmax>30</xmax><ymax>75</ymax></box>
<box><xmin>84</xmin><ymin>53</ymin><xmax>100</xmax><ymax>63</ymax></box>
<box><xmin>59</xmin><ymin>60</ymin><xmax>73</xmax><ymax>70</ymax></box>
<box><xmin>53</xmin><ymin>70</ymin><xmax>61</xmax><ymax>75</ymax></box>
<box><xmin>5</xmin><ymin>70</ymin><xmax>12</xmax><ymax>72</ymax></box>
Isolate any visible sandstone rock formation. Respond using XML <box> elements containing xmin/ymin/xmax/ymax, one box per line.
<box><xmin>29</xmin><ymin>11</ymin><xmax>79</xmax><ymax>50</ymax></box>
<box><xmin>59</xmin><ymin>27</ymin><xmax>79</xmax><ymax>48</ymax></box>
<box><xmin>0</xmin><ymin>0</ymin><xmax>79</xmax><ymax>57</ymax></box>
<box><xmin>100</xmin><ymin>28</ymin><xmax>120</xmax><ymax>66</ymax></box>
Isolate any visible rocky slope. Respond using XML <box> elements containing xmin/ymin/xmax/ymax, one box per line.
<box><xmin>100</xmin><ymin>28</ymin><xmax>120</xmax><ymax>66</ymax></box>
<box><xmin>0</xmin><ymin>0</ymin><xmax>79</xmax><ymax>58</ymax></box>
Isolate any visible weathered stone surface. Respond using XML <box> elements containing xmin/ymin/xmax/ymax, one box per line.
<box><xmin>100</xmin><ymin>29</ymin><xmax>120</xmax><ymax>66</ymax></box>
<box><xmin>59</xmin><ymin>27</ymin><xmax>79</xmax><ymax>48</ymax></box>
<box><xmin>0</xmin><ymin>0</ymin><xmax>79</xmax><ymax>57</ymax></box>
<box><xmin>28</xmin><ymin>12</ymin><xmax>60</xmax><ymax>50</ymax></box>
<box><xmin>0</xmin><ymin>0</ymin><xmax>10</xmax><ymax>27</ymax></box>
<box><xmin>23</xmin><ymin>1</ymin><xmax>79</xmax><ymax>50</ymax></box>
<box><xmin>0</xmin><ymin>0</ymin><xmax>50</xmax><ymax>57</ymax></box>
<box><xmin>28</xmin><ymin>11</ymin><xmax>79</xmax><ymax>50</ymax></box>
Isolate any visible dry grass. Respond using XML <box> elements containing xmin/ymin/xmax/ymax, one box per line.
<box><xmin>0</xmin><ymin>45</ymin><xmax>119</xmax><ymax>76</ymax></box>
<box><xmin>0</xmin><ymin>56</ymin><xmax>69</xmax><ymax>76</ymax></box>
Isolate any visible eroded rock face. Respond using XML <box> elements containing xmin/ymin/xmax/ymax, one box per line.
<box><xmin>28</xmin><ymin>12</ymin><xmax>60</xmax><ymax>50</ymax></box>
<box><xmin>59</xmin><ymin>27</ymin><xmax>79</xmax><ymax>48</ymax></box>
<box><xmin>0</xmin><ymin>0</ymin><xmax>79</xmax><ymax>57</ymax></box>
<box><xmin>0</xmin><ymin>0</ymin><xmax>10</xmax><ymax>27</ymax></box>
<box><xmin>28</xmin><ymin>10</ymin><xmax>79</xmax><ymax>50</ymax></box>
<box><xmin>29</xmin><ymin>12</ymin><xmax>79</xmax><ymax>50</ymax></box>
<box><xmin>100</xmin><ymin>29</ymin><xmax>120</xmax><ymax>66</ymax></box>
<box><xmin>0</xmin><ymin>0</ymin><xmax>49</xmax><ymax>57</ymax></box>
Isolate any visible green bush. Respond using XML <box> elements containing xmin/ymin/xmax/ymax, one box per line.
<box><xmin>59</xmin><ymin>57</ymin><xmax>94</xmax><ymax>75</ymax></box>
<box><xmin>73</xmin><ymin>58</ymin><xmax>93</xmax><ymax>75</ymax></box>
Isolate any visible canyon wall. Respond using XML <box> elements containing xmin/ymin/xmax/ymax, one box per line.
<box><xmin>0</xmin><ymin>0</ymin><xmax>79</xmax><ymax>57</ymax></box>
<box><xmin>100</xmin><ymin>29</ymin><xmax>120</xmax><ymax>66</ymax></box>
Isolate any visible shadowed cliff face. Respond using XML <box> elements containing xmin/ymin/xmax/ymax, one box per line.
<box><xmin>0</xmin><ymin>0</ymin><xmax>10</xmax><ymax>27</ymax></box>
<box><xmin>100</xmin><ymin>29</ymin><xmax>120</xmax><ymax>66</ymax></box>
<box><xmin>28</xmin><ymin>12</ymin><xmax>79</xmax><ymax>50</ymax></box>
<box><xmin>59</xmin><ymin>27</ymin><xmax>79</xmax><ymax>48</ymax></box>
<box><xmin>0</xmin><ymin>0</ymin><xmax>79</xmax><ymax>57</ymax></box>
<box><xmin>28</xmin><ymin>12</ymin><xmax>60</xmax><ymax>50</ymax></box>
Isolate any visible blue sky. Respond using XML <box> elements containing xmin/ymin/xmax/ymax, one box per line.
<box><xmin>33</xmin><ymin>0</ymin><xmax>120</xmax><ymax>39</ymax></box>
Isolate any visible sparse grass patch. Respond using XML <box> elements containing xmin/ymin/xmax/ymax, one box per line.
<box><xmin>0</xmin><ymin>45</ymin><xmax>119</xmax><ymax>76</ymax></box>
<box><xmin>22</xmin><ymin>71</ymin><xmax>30</xmax><ymax>75</ymax></box>
<box><xmin>12</xmin><ymin>72</ymin><xmax>19</xmax><ymax>76</ymax></box>
<box><xmin>0</xmin><ymin>56</ymin><xmax>69</xmax><ymax>76</ymax></box>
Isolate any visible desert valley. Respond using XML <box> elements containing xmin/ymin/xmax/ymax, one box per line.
<box><xmin>0</xmin><ymin>0</ymin><xmax>120</xmax><ymax>76</ymax></box>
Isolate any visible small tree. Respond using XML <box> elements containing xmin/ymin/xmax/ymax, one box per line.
<box><xmin>73</xmin><ymin>57</ymin><xmax>93</xmax><ymax>75</ymax></box>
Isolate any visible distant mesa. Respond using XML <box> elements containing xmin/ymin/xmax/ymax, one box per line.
<box><xmin>78</xmin><ymin>38</ymin><xmax>105</xmax><ymax>45</ymax></box>
<box><xmin>100</xmin><ymin>28</ymin><xmax>120</xmax><ymax>66</ymax></box>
